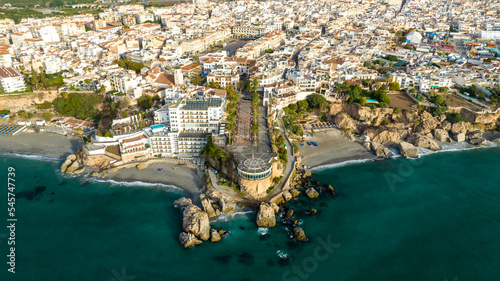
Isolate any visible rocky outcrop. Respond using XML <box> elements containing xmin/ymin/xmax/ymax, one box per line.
<box><xmin>65</xmin><ymin>160</ymin><xmax>81</xmax><ymax>174</ymax></box>
<box><xmin>173</xmin><ymin>197</ymin><xmax>193</xmax><ymax>208</ymax></box>
<box><xmin>200</xmin><ymin>190</ymin><xmax>236</xmax><ymax>218</ymax></box>
<box><xmin>286</xmin><ymin>209</ymin><xmax>294</xmax><ymax>218</ymax></box>
<box><xmin>210</xmin><ymin>229</ymin><xmax>221</xmax><ymax>242</ymax></box>
<box><xmin>433</xmin><ymin>129</ymin><xmax>451</xmax><ymax>142</ymax></box>
<box><xmin>293</xmin><ymin>227</ymin><xmax>307</xmax><ymax>242</ymax></box>
<box><xmin>282</xmin><ymin>191</ymin><xmax>292</xmax><ymax>202</ymax></box>
<box><xmin>373</xmin><ymin>130</ymin><xmax>401</xmax><ymax>144</ymax></box>
<box><xmin>305</xmin><ymin>187</ymin><xmax>319</xmax><ymax>199</ymax></box>
<box><xmin>469</xmin><ymin>138</ymin><xmax>487</xmax><ymax>146</ymax></box>
<box><xmin>270</xmin><ymin>202</ymin><xmax>280</xmax><ymax>214</ymax></box>
<box><xmin>136</xmin><ymin>162</ymin><xmax>149</xmax><ymax>170</ymax></box>
<box><xmin>398</xmin><ymin>141</ymin><xmax>418</xmax><ymax>157</ymax></box>
<box><xmin>73</xmin><ymin>167</ymin><xmax>86</xmax><ymax>174</ymax></box>
<box><xmin>60</xmin><ymin>154</ymin><xmax>76</xmax><ymax>173</ymax></box>
<box><xmin>182</xmin><ymin>204</ymin><xmax>210</xmax><ymax>241</ymax></box>
<box><xmin>369</xmin><ymin>142</ymin><xmax>392</xmax><ymax>157</ymax></box>
<box><xmin>467</xmin><ymin>130</ymin><xmax>483</xmax><ymax>140</ymax></box>
<box><xmin>450</xmin><ymin>122</ymin><xmax>470</xmax><ymax>135</ymax></box>
<box><xmin>453</xmin><ymin>133</ymin><xmax>466</xmax><ymax>142</ymax></box>
<box><xmin>290</xmin><ymin>189</ymin><xmax>301</xmax><ymax>198</ymax></box>
<box><xmin>407</xmin><ymin>134</ymin><xmax>441</xmax><ymax>151</ymax></box>
<box><xmin>414</xmin><ymin>111</ymin><xmax>442</xmax><ymax>135</ymax></box>
<box><xmin>256</xmin><ymin>203</ymin><xmax>276</xmax><ymax>228</ymax></box>
<box><xmin>334</xmin><ymin>112</ymin><xmax>360</xmax><ymax>134</ymax></box>
<box><xmin>179</xmin><ymin>232</ymin><xmax>202</xmax><ymax>248</ymax></box>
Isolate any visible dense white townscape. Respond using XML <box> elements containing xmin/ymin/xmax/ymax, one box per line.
<box><xmin>1</xmin><ymin>0</ymin><xmax>500</xmax><ymax>163</ymax></box>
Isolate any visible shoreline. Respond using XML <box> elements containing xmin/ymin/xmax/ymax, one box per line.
<box><xmin>0</xmin><ymin>131</ymin><xmax>203</xmax><ymax>197</ymax></box>
<box><xmin>3</xmin><ymin>130</ymin><xmax>500</xmax><ymax>194</ymax></box>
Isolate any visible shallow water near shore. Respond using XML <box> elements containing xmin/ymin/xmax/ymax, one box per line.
<box><xmin>2</xmin><ymin>147</ymin><xmax>500</xmax><ymax>280</ymax></box>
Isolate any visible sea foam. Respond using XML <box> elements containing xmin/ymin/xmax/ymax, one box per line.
<box><xmin>212</xmin><ymin>211</ymin><xmax>253</xmax><ymax>222</ymax></box>
<box><xmin>0</xmin><ymin>151</ymin><xmax>60</xmax><ymax>162</ymax></box>
<box><xmin>310</xmin><ymin>141</ymin><xmax>500</xmax><ymax>171</ymax></box>
<box><xmin>92</xmin><ymin>178</ymin><xmax>187</xmax><ymax>193</ymax></box>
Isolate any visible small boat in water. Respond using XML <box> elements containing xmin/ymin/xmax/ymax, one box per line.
<box><xmin>81</xmin><ymin>181</ymin><xmax>91</xmax><ymax>186</ymax></box>
<box><xmin>158</xmin><ymin>168</ymin><xmax>163</xmax><ymax>171</ymax></box>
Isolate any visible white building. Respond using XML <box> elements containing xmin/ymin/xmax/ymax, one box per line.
<box><xmin>0</xmin><ymin>67</ymin><xmax>26</xmax><ymax>93</ymax></box>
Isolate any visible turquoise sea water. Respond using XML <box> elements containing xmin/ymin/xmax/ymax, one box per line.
<box><xmin>1</xmin><ymin>147</ymin><xmax>500</xmax><ymax>281</ymax></box>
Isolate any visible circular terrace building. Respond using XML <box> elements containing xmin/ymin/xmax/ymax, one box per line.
<box><xmin>238</xmin><ymin>154</ymin><xmax>272</xmax><ymax>180</ymax></box>
<box><xmin>237</xmin><ymin>153</ymin><xmax>274</xmax><ymax>198</ymax></box>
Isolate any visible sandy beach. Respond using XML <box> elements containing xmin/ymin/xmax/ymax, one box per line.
<box><xmin>297</xmin><ymin>128</ymin><xmax>376</xmax><ymax>168</ymax></box>
<box><xmin>105</xmin><ymin>161</ymin><xmax>203</xmax><ymax>197</ymax></box>
<box><xmin>1</xmin><ymin>131</ymin><xmax>204</xmax><ymax>196</ymax></box>
<box><xmin>0</xmin><ymin>131</ymin><xmax>83</xmax><ymax>159</ymax></box>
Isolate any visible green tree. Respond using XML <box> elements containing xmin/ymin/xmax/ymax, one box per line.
<box><xmin>297</xmin><ymin>100</ymin><xmax>309</xmax><ymax>112</ymax></box>
<box><xmin>306</xmin><ymin>94</ymin><xmax>328</xmax><ymax>110</ymax></box>
<box><xmin>388</xmin><ymin>82</ymin><xmax>400</xmax><ymax>91</ymax></box>
<box><xmin>137</xmin><ymin>95</ymin><xmax>153</xmax><ymax>110</ymax></box>
<box><xmin>43</xmin><ymin>112</ymin><xmax>53</xmax><ymax>122</ymax></box>
<box><xmin>189</xmin><ymin>69</ymin><xmax>203</xmax><ymax>86</ymax></box>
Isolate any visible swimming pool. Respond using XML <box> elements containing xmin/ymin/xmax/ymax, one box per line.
<box><xmin>366</xmin><ymin>99</ymin><xmax>378</xmax><ymax>103</ymax></box>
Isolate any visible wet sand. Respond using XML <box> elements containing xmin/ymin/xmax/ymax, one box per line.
<box><xmin>297</xmin><ymin>128</ymin><xmax>375</xmax><ymax>168</ymax></box>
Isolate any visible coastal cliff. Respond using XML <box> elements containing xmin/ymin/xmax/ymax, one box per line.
<box><xmin>330</xmin><ymin>103</ymin><xmax>500</xmax><ymax>157</ymax></box>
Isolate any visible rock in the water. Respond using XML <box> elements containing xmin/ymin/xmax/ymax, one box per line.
<box><xmin>182</xmin><ymin>204</ymin><xmax>210</xmax><ymax>241</ymax></box>
<box><xmin>433</xmin><ymin>129</ymin><xmax>450</xmax><ymax>142</ymax></box>
<box><xmin>398</xmin><ymin>141</ymin><xmax>418</xmax><ymax>157</ymax></box>
<box><xmin>453</xmin><ymin>132</ymin><xmax>466</xmax><ymax>142</ymax></box>
<box><xmin>201</xmin><ymin>196</ymin><xmax>218</xmax><ymax>218</ymax></box>
<box><xmin>469</xmin><ymin>138</ymin><xmax>487</xmax><ymax>146</ymax></box>
<box><xmin>286</xmin><ymin>209</ymin><xmax>294</xmax><ymax>218</ymax></box>
<box><xmin>179</xmin><ymin>232</ymin><xmax>202</xmax><ymax>248</ymax></box>
<box><xmin>65</xmin><ymin>160</ymin><xmax>80</xmax><ymax>174</ymax></box>
<box><xmin>60</xmin><ymin>154</ymin><xmax>76</xmax><ymax>173</ymax></box>
<box><xmin>136</xmin><ymin>162</ymin><xmax>149</xmax><ymax>170</ymax></box>
<box><xmin>210</xmin><ymin>229</ymin><xmax>221</xmax><ymax>242</ymax></box>
<box><xmin>293</xmin><ymin>227</ymin><xmax>307</xmax><ymax>242</ymax></box>
<box><xmin>270</xmin><ymin>202</ymin><xmax>280</xmax><ymax>213</ymax></box>
<box><xmin>73</xmin><ymin>167</ymin><xmax>86</xmax><ymax>174</ymax></box>
<box><xmin>305</xmin><ymin>188</ymin><xmax>319</xmax><ymax>199</ymax></box>
<box><xmin>492</xmin><ymin>138</ymin><xmax>500</xmax><ymax>143</ymax></box>
<box><xmin>256</xmin><ymin>203</ymin><xmax>276</xmax><ymax>228</ymax></box>
<box><xmin>218</xmin><ymin>230</ymin><xmax>229</xmax><ymax>237</ymax></box>
<box><xmin>371</xmin><ymin>142</ymin><xmax>392</xmax><ymax>157</ymax></box>
<box><xmin>282</xmin><ymin>191</ymin><xmax>292</xmax><ymax>202</ymax></box>
<box><xmin>173</xmin><ymin>197</ymin><xmax>193</xmax><ymax>208</ymax></box>
<box><xmin>290</xmin><ymin>189</ymin><xmax>301</xmax><ymax>198</ymax></box>
<box><xmin>307</xmin><ymin>209</ymin><xmax>317</xmax><ymax>215</ymax></box>
<box><xmin>407</xmin><ymin>134</ymin><xmax>441</xmax><ymax>151</ymax></box>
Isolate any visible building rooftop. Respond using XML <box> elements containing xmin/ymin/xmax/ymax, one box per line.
<box><xmin>182</xmin><ymin>98</ymin><xmax>223</xmax><ymax>110</ymax></box>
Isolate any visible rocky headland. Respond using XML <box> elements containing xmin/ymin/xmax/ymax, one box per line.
<box><xmin>331</xmin><ymin>103</ymin><xmax>500</xmax><ymax>158</ymax></box>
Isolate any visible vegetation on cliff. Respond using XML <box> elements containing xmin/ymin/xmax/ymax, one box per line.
<box><xmin>52</xmin><ymin>92</ymin><xmax>102</xmax><ymax>120</ymax></box>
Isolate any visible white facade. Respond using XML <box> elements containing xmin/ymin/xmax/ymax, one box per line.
<box><xmin>0</xmin><ymin>67</ymin><xmax>26</xmax><ymax>93</ymax></box>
